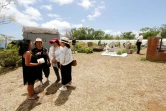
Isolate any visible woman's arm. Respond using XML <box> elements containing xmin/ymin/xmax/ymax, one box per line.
<box><xmin>48</xmin><ymin>47</ymin><xmax>53</xmax><ymax>62</ymax></box>
<box><xmin>60</xmin><ymin>50</ymin><xmax>65</xmax><ymax>65</ymax></box>
<box><xmin>24</xmin><ymin>51</ymin><xmax>39</xmax><ymax>66</ymax></box>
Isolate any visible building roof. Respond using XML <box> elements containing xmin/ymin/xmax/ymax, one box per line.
<box><xmin>22</xmin><ymin>26</ymin><xmax>59</xmax><ymax>34</ymax></box>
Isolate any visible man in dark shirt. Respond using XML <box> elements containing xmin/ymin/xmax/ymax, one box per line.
<box><xmin>72</xmin><ymin>38</ymin><xmax>76</xmax><ymax>54</ymax></box>
<box><xmin>31</xmin><ymin>38</ymin><xmax>51</xmax><ymax>87</ymax></box>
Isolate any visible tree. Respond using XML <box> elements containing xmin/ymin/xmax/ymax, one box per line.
<box><xmin>7</xmin><ymin>40</ymin><xmax>18</xmax><ymax>49</ymax></box>
<box><xmin>103</xmin><ymin>34</ymin><xmax>114</xmax><ymax>40</ymax></box>
<box><xmin>93</xmin><ymin>30</ymin><xmax>105</xmax><ymax>40</ymax></box>
<box><xmin>0</xmin><ymin>34</ymin><xmax>14</xmax><ymax>48</ymax></box>
<box><xmin>121</xmin><ymin>32</ymin><xmax>135</xmax><ymax>40</ymax></box>
<box><xmin>140</xmin><ymin>27</ymin><xmax>159</xmax><ymax>39</ymax></box>
<box><xmin>0</xmin><ymin>0</ymin><xmax>16</xmax><ymax>25</ymax></box>
<box><xmin>160</xmin><ymin>24</ymin><xmax>166</xmax><ymax>38</ymax></box>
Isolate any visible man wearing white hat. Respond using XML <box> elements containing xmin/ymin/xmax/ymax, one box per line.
<box><xmin>32</xmin><ymin>38</ymin><xmax>51</xmax><ymax>87</ymax></box>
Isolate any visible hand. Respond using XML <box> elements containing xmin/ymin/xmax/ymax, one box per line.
<box><xmin>52</xmin><ymin>58</ymin><xmax>57</xmax><ymax>63</ymax></box>
<box><xmin>38</xmin><ymin>61</ymin><xmax>42</xmax><ymax>65</ymax></box>
<box><xmin>48</xmin><ymin>62</ymin><xmax>51</xmax><ymax>67</ymax></box>
<box><xmin>36</xmin><ymin>52</ymin><xmax>41</xmax><ymax>56</ymax></box>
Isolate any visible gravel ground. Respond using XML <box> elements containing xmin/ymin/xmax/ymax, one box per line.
<box><xmin>0</xmin><ymin>48</ymin><xmax>166</xmax><ymax>111</ymax></box>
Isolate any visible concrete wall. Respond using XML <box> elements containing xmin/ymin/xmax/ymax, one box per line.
<box><xmin>23</xmin><ymin>33</ymin><xmax>60</xmax><ymax>50</ymax></box>
<box><xmin>76</xmin><ymin>39</ymin><xmax>166</xmax><ymax>46</ymax></box>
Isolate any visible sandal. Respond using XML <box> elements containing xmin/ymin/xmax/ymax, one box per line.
<box><xmin>28</xmin><ymin>96</ymin><xmax>39</xmax><ymax>100</ymax></box>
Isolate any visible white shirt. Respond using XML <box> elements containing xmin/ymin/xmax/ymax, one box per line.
<box><xmin>137</xmin><ymin>35</ymin><xmax>143</xmax><ymax>42</ymax></box>
<box><xmin>48</xmin><ymin>46</ymin><xmax>61</xmax><ymax>62</ymax></box>
<box><xmin>60</xmin><ymin>46</ymin><xmax>73</xmax><ymax>66</ymax></box>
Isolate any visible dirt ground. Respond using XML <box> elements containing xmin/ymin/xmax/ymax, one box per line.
<box><xmin>0</xmin><ymin>48</ymin><xmax>166</xmax><ymax>111</ymax></box>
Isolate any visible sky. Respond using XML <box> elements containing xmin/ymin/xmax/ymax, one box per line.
<box><xmin>0</xmin><ymin>0</ymin><xmax>166</xmax><ymax>40</ymax></box>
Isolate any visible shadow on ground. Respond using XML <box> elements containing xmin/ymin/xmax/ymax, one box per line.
<box><xmin>54</xmin><ymin>86</ymin><xmax>76</xmax><ymax>106</ymax></box>
<box><xmin>45</xmin><ymin>83</ymin><xmax>62</xmax><ymax>95</ymax></box>
<box><xmin>16</xmin><ymin>81</ymin><xmax>49</xmax><ymax>111</ymax></box>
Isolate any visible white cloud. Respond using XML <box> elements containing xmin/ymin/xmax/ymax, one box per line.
<box><xmin>40</xmin><ymin>5</ymin><xmax>52</xmax><ymax>10</ymax></box>
<box><xmin>55</xmin><ymin>18</ymin><xmax>63</xmax><ymax>20</ymax></box>
<box><xmin>47</xmin><ymin>13</ymin><xmax>63</xmax><ymax>20</ymax></box>
<box><xmin>100</xmin><ymin>1</ymin><xmax>105</xmax><ymax>4</ymax></box>
<box><xmin>78</xmin><ymin>0</ymin><xmax>94</xmax><ymax>9</ymax></box>
<box><xmin>50</xmin><ymin>0</ymin><xmax>75</xmax><ymax>5</ymax></box>
<box><xmin>41</xmin><ymin>20</ymin><xmax>71</xmax><ymax>29</ymax></box>
<box><xmin>23</xmin><ymin>7</ymin><xmax>42</xmax><ymax>20</ymax></box>
<box><xmin>104</xmin><ymin>30</ymin><xmax>121</xmax><ymax>36</ymax></box>
<box><xmin>81</xmin><ymin>19</ymin><xmax>85</xmax><ymax>22</ymax></box>
<box><xmin>47</xmin><ymin>13</ymin><xmax>60</xmax><ymax>18</ymax></box>
<box><xmin>16</xmin><ymin>0</ymin><xmax>37</xmax><ymax>6</ymax></box>
<box><xmin>1</xmin><ymin>3</ymin><xmax>39</xmax><ymax>27</ymax></box>
<box><xmin>72</xmin><ymin>24</ymin><xmax>83</xmax><ymax>28</ymax></box>
<box><xmin>87</xmin><ymin>6</ymin><xmax>105</xmax><ymax>20</ymax></box>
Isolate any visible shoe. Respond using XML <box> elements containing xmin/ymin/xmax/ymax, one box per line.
<box><xmin>66</xmin><ymin>83</ymin><xmax>72</xmax><ymax>87</ymax></box>
<box><xmin>55</xmin><ymin>79</ymin><xmax>60</xmax><ymax>83</ymax></box>
<box><xmin>28</xmin><ymin>96</ymin><xmax>39</xmax><ymax>100</ymax></box>
<box><xmin>59</xmin><ymin>86</ymin><xmax>67</xmax><ymax>91</ymax></box>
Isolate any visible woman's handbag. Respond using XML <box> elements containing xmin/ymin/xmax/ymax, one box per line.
<box><xmin>72</xmin><ymin>60</ymin><xmax>77</xmax><ymax>66</ymax></box>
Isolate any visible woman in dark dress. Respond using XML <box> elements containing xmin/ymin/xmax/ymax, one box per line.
<box><xmin>18</xmin><ymin>39</ymin><xmax>42</xmax><ymax>100</ymax></box>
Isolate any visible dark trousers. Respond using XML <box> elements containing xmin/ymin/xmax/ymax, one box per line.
<box><xmin>53</xmin><ymin>66</ymin><xmax>60</xmax><ymax>81</ymax></box>
<box><xmin>136</xmin><ymin>42</ymin><xmax>142</xmax><ymax>54</ymax></box>
<box><xmin>61</xmin><ymin>62</ymin><xmax>72</xmax><ymax>85</ymax></box>
<box><xmin>38</xmin><ymin>63</ymin><xmax>50</xmax><ymax>80</ymax></box>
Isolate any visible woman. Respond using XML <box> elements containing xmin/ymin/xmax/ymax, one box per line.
<box><xmin>49</xmin><ymin>38</ymin><xmax>61</xmax><ymax>83</ymax></box>
<box><xmin>59</xmin><ymin>37</ymin><xmax>73</xmax><ymax>91</ymax></box>
<box><xmin>18</xmin><ymin>39</ymin><xmax>42</xmax><ymax>100</ymax></box>
<box><xmin>31</xmin><ymin>38</ymin><xmax>51</xmax><ymax>87</ymax></box>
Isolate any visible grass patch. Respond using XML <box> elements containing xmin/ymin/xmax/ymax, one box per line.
<box><xmin>140</xmin><ymin>57</ymin><xmax>147</xmax><ymax>61</ymax></box>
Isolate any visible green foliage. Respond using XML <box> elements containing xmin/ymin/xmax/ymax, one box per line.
<box><xmin>114</xmin><ymin>42</ymin><xmax>120</xmax><ymax>47</ymax></box>
<box><xmin>140</xmin><ymin>24</ymin><xmax>166</xmax><ymax>39</ymax></box>
<box><xmin>7</xmin><ymin>40</ymin><xmax>19</xmax><ymax>49</ymax></box>
<box><xmin>140</xmin><ymin>57</ymin><xmax>147</xmax><ymax>61</ymax></box>
<box><xmin>77</xmin><ymin>45</ymin><xmax>93</xmax><ymax>54</ymax></box>
<box><xmin>92</xmin><ymin>42</ymin><xmax>98</xmax><ymax>47</ymax></box>
<box><xmin>0</xmin><ymin>49</ymin><xmax>21</xmax><ymax>67</ymax></box>
<box><xmin>121</xmin><ymin>32</ymin><xmax>136</xmax><ymax>40</ymax></box>
<box><xmin>116</xmin><ymin>48</ymin><xmax>126</xmax><ymax>55</ymax></box>
<box><xmin>75</xmin><ymin>42</ymin><xmax>93</xmax><ymax>54</ymax></box>
<box><xmin>130</xmin><ymin>44</ymin><xmax>137</xmax><ymax>51</ymax></box>
<box><xmin>102</xmin><ymin>34</ymin><xmax>114</xmax><ymax>40</ymax></box>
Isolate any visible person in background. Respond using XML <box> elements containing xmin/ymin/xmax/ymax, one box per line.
<box><xmin>18</xmin><ymin>39</ymin><xmax>42</xmax><ymax>100</ymax></box>
<box><xmin>49</xmin><ymin>38</ymin><xmax>61</xmax><ymax>83</ymax></box>
<box><xmin>136</xmin><ymin>33</ymin><xmax>143</xmax><ymax>54</ymax></box>
<box><xmin>98</xmin><ymin>40</ymin><xmax>101</xmax><ymax>46</ymax></box>
<box><xmin>31</xmin><ymin>38</ymin><xmax>51</xmax><ymax>87</ymax></box>
<box><xmin>59</xmin><ymin>37</ymin><xmax>73</xmax><ymax>91</ymax></box>
<box><xmin>72</xmin><ymin>38</ymin><xmax>76</xmax><ymax>54</ymax></box>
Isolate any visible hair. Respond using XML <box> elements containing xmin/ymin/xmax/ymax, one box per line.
<box><xmin>65</xmin><ymin>43</ymin><xmax>70</xmax><ymax>48</ymax></box>
<box><xmin>55</xmin><ymin>41</ymin><xmax>60</xmax><ymax>46</ymax></box>
<box><xmin>18</xmin><ymin>39</ymin><xmax>31</xmax><ymax>56</ymax></box>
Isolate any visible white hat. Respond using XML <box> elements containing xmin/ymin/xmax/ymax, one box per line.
<box><xmin>60</xmin><ymin>37</ymin><xmax>69</xmax><ymax>44</ymax></box>
<box><xmin>34</xmin><ymin>38</ymin><xmax>42</xmax><ymax>43</ymax></box>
